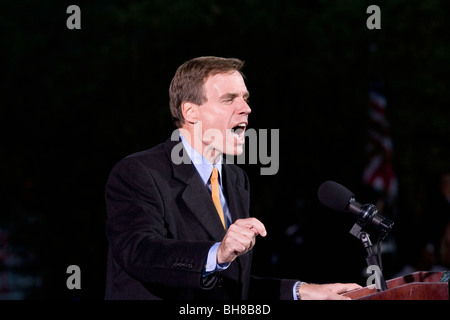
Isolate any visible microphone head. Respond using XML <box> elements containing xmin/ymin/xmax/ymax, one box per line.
<box><xmin>317</xmin><ymin>181</ymin><xmax>355</xmax><ymax>212</ymax></box>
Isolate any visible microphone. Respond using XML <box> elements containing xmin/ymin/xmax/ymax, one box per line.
<box><xmin>317</xmin><ymin>180</ymin><xmax>394</xmax><ymax>233</ymax></box>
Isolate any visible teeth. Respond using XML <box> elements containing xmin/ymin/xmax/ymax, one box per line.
<box><xmin>232</xmin><ymin>123</ymin><xmax>246</xmax><ymax>135</ymax></box>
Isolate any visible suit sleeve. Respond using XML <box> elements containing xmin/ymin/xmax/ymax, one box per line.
<box><xmin>249</xmin><ymin>276</ymin><xmax>298</xmax><ymax>300</ymax></box>
<box><xmin>105</xmin><ymin>156</ymin><xmax>217</xmax><ymax>290</ymax></box>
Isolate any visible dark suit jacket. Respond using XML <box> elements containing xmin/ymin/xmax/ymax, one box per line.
<box><xmin>104</xmin><ymin>137</ymin><xmax>297</xmax><ymax>300</ymax></box>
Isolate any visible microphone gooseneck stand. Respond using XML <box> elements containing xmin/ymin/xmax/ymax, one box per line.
<box><xmin>348</xmin><ymin>203</ymin><xmax>393</xmax><ymax>292</ymax></box>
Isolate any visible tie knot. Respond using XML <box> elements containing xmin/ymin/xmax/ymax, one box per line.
<box><xmin>211</xmin><ymin>167</ymin><xmax>219</xmax><ymax>181</ymax></box>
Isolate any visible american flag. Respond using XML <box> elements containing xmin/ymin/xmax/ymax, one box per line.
<box><xmin>363</xmin><ymin>81</ymin><xmax>398</xmax><ymax>206</ymax></box>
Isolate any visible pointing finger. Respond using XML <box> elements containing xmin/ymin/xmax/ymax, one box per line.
<box><xmin>235</xmin><ymin>218</ymin><xmax>267</xmax><ymax>237</ymax></box>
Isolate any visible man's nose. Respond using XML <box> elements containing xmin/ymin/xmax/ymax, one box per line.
<box><xmin>238</xmin><ymin>98</ymin><xmax>251</xmax><ymax>115</ymax></box>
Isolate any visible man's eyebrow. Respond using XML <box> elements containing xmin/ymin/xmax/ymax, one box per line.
<box><xmin>220</xmin><ymin>91</ymin><xmax>250</xmax><ymax>100</ymax></box>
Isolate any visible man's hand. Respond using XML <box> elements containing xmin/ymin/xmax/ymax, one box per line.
<box><xmin>298</xmin><ymin>282</ymin><xmax>362</xmax><ymax>300</ymax></box>
<box><xmin>217</xmin><ymin>218</ymin><xmax>267</xmax><ymax>264</ymax></box>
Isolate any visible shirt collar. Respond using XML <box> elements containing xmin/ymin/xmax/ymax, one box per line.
<box><xmin>180</xmin><ymin>133</ymin><xmax>222</xmax><ymax>186</ymax></box>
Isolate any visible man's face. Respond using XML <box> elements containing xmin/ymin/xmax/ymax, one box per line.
<box><xmin>197</xmin><ymin>70</ymin><xmax>251</xmax><ymax>156</ymax></box>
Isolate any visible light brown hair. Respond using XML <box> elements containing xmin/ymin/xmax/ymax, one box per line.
<box><xmin>169</xmin><ymin>56</ymin><xmax>245</xmax><ymax>128</ymax></box>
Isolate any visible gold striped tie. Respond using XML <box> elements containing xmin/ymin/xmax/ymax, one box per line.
<box><xmin>211</xmin><ymin>167</ymin><xmax>226</xmax><ymax>229</ymax></box>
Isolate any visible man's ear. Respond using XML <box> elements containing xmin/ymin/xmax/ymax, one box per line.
<box><xmin>181</xmin><ymin>101</ymin><xmax>199</xmax><ymax>124</ymax></box>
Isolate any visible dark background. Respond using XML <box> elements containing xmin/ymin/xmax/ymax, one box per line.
<box><xmin>1</xmin><ymin>0</ymin><xmax>449</xmax><ymax>300</ymax></box>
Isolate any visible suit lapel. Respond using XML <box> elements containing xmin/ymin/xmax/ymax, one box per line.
<box><xmin>165</xmin><ymin>138</ymin><xmax>226</xmax><ymax>241</ymax></box>
<box><xmin>222</xmin><ymin>163</ymin><xmax>251</xmax><ymax>287</ymax></box>
<box><xmin>222</xmin><ymin>164</ymin><xmax>250</xmax><ymax>222</ymax></box>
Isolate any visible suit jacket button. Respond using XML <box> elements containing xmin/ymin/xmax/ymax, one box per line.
<box><xmin>217</xmin><ymin>277</ymin><xmax>224</xmax><ymax>288</ymax></box>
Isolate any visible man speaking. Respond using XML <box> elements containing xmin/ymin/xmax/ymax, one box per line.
<box><xmin>104</xmin><ymin>56</ymin><xmax>360</xmax><ymax>300</ymax></box>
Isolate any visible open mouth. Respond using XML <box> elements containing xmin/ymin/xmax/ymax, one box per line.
<box><xmin>230</xmin><ymin>122</ymin><xmax>247</xmax><ymax>146</ymax></box>
<box><xmin>231</xmin><ymin>122</ymin><xmax>247</xmax><ymax>136</ymax></box>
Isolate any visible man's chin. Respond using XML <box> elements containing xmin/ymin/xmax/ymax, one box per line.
<box><xmin>223</xmin><ymin>145</ymin><xmax>245</xmax><ymax>157</ymax></box>
<box><xmin>235</xmin><ymin>145</ymin><xmax>245</xmax><ymax>155</ymax></box>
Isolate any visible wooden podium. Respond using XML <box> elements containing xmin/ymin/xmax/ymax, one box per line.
<box><xmin>343</xmin><ymin>271</ymin><xmax>450</xmax><ymax>300</ymax></box>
